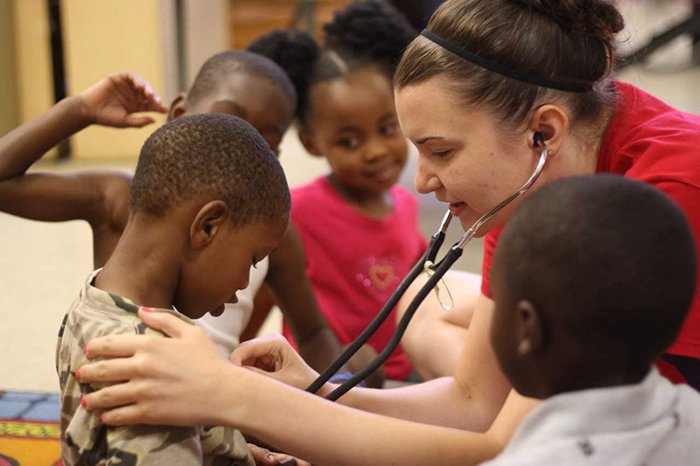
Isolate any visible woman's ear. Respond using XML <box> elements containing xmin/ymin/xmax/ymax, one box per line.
<box><xmin>528</xmin><ymin>105</ymin><xmax>570</xmax><ymax>155</ymax></box>
<box><xmin>190</xmin><ymin>200</ymin><xmax>229</xmax><ymax>249</ymax></box>
<box><xmin>298</xmin><ymin>126</ymin><xmax>323</xmax><ymax>158</ymax></box>
<box><xmin>168</xmin><ymin>93</ymin><xmax>189</xmax><ymax>122</ymax></box>
<box><xmin>515</xmin><ymin>300</ymin><xmax>544</xmax><ymax>355</ymax></box>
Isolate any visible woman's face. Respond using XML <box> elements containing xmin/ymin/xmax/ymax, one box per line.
<box><xmin>395</xmin><ymin>76</ymin><xmax>547</xmax><ymax>234</ymax></box>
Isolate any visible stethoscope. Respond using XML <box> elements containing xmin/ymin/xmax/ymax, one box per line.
<box><xmin>307</xmin><ymin>133</ymin><xmax>550</xmax><ymax>401</ymax></box>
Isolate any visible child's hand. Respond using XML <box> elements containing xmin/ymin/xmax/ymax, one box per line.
<box><xmin>248</xmin><ymin>443</ymin><xmax>311</xmax><ymax>466</ymax></box>
<box><xmin>230</xmin><ymin>334</ymin><xmax>319</xmax><ymax>390</ymax></box>
<box><xmin>76</xmin><ymin>73</ymin><xmax>168</xmax><ymax>128</ymax></box>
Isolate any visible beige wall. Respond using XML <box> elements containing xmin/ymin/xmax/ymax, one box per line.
<box><xmin>0</xmin><ymin>0</ymin><xmax>18</xmax><ymax>136</ymax></box>
<box><xmin>12</xmin><ymin>0</ymin><xmax>54</xmax><ymax>123</ymax></box>
<box><xmin>61</xmin><ymin>0</ymin><xmax>168</xmax><ymax>159</ymax></box>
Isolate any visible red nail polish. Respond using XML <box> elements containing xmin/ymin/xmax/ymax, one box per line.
<box><xmin>75</xmin><ymin>369</ymin><xmax>81</xmax><ymax>380</ymax></box>
<box><xmin>81</xmin><ymin>397</ymin><xmax>87</xmax><ymax>408</ymax></box>
<box><xmin>141</xmin><ymin>307</ymin><xmax>153</xmax><ymax>313</ymax></box>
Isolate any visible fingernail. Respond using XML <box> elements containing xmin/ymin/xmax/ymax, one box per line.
<box><xmin>81</xmin><ymin>397</ymin><xmax>87</xmax><ymax>408</ymax></box>
<box><xmin>82</xmin><ymin>345</ymin><xmax>87</xmax><ymax>355</ymax></box>
<box><xmin>75</xmin><ymin>369</ymin><xmax>81</xmax><ymax>380</ymax></box>
<box><xmin>141</xmin><ymin>307</ymin><xmax>153</xmax><ymax>313</ymax></box>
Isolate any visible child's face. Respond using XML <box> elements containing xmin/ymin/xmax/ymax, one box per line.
<box><xmin>176</xmin><ymin>220</ymin><xmax>285</xmax><ymax>320</ymax></box>
<box><xmin>188</xmin><ymin>74</ymin><xmax>294</xmax><ymax>156</ymax></box>
<box><xmin>303</xmin><ymin>68</ymin><xmax>408</xmax><ymax>196</ymax></box>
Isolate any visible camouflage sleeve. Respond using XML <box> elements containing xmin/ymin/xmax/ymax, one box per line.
<box><xmin>101</xmin><ymin>423</ymin><xmax>204</xmax><ymax>465</ymax></box>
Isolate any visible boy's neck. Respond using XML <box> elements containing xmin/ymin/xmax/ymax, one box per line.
<box><xmin>536</xmin><ymin>352</ymin><xmax>651</xmax><ymax>398</ymax></box>
<box><xmin>95</xmin><ymin>215</ymin><xmax>182</xmax><ymax>311</ymax></box>
<box><xmin>326</xmin><ymin>174</ymin><xmax>394</xmax><ymax>218</ymax></box>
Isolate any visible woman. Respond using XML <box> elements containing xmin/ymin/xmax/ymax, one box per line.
<box><xmin>78</xmin><ymin>1</ymin><xmax>700</xmax><ymax>465</ymax></box>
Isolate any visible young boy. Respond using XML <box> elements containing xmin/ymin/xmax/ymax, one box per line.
<box><xmin>57</xmin><ymin>113</ymin><xmax>290</xmax><ymax>465</ymax></box>
<box><xmin>0</xmin><ymin>51</ymin><xmax>343</xmax><ymax>373</ymax></box>
<box><xmin>483</xmin><ymin>174</ymin><xmax>700</xmax><ymax>465</ymax></box>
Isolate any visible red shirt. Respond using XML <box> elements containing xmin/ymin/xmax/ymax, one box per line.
<box><xmin>481</xmin><ymin>82</ymin><xmax>700</xmax><ymax>362</ymax></box>
<box><xmin>286</xmin><ymin>177</ymin><xmax>427</xmax><ymax>380</ymax></box>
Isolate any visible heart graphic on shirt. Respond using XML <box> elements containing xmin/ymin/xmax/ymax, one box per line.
<box><xmin>369</xmin><ymin>265</ymin><xmax>395</xmax><ymax>290</ymax></box>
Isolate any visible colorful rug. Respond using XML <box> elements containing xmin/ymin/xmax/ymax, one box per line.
<box><xmin>0</xmin><ymin>390</ymin><xmax>62</xmax><ymax>466</ymax></box>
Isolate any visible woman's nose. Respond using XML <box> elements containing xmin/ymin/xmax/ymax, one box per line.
<box><xmin>414</xmin><ymin>159</ymin><xmax>441</xmax><ymax>194</ymax></box>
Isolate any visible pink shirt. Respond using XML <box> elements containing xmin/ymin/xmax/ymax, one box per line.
<box><xmin>285</xmin><ymin>176</ymin><xmax>427</xmax><ymax>380</ymax></box>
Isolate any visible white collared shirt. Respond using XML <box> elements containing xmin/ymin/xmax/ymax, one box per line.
<box><xmin>481</xmin><ymin>369</ymin><xmax>700</xmax><ymax>465</ymax></box>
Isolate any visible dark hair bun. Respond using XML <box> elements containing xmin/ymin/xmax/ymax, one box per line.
<box><xmin>520</xmin><ymin>0</ymin><xmax>624</xmax><ymax>44</ymax></box>
<box><xmin>323</xmin><ymin>0</ymin><xmax>417</xmax><ymax>67</ymax></box>
<box><xmin>247</xmin><ymin>29</ymin><xmax>320</xmax><ymax>105</ymax></box>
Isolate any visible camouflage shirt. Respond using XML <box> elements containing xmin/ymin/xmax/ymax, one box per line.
<box><xmin>56</xmin><ymin>270</ymin><xmax>254</xmax><ymax>466</ymax></box>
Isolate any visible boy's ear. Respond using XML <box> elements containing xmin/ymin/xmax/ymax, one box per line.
<box><xmin>190</xmin><ymin>200</ymin><xmax>229</xmax><ymax>250</ymax></box>
<box><xmin>515</xmin><ymin>300</ymin><xmax>544</xmax><ymax>356</ymax></box>
<box><xmin>168</xmin><ymin>93</ymin><xmax>189</xmax><ymax>122</ymax></box>
<box><xmin>298</xmin><ymin>126</ymin><xmax>323</xmax><ymax>158</ymax></box>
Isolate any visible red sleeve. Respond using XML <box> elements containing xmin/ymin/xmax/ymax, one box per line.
<box><xmin>651</xmin><ymin>180</ymin><xmax>700</xmax><ymax>358</ymax></box>
<box><xmin>480</xmin><ymin>225</ymin><xmax>505</xmax><ymax>298</ymax></box>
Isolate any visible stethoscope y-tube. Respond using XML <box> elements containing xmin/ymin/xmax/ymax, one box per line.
<box><xmin>307</xmin><ymin>134</ymin><xmax>550</xmax><ymax>400</ymax></box>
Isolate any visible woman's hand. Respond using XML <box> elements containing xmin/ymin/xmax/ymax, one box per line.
<box><xmin>76</xmin><ymin>72</ymin><xmax>168</xmax><ymax>128</ymax></box>
<box><xmin>230</xmin><ymin>334</ymin><xmax>320</xmax><ymax>390</ymax></box>
<box><xmin>79</xmin><ymin>308</ymin><xmax>236</xmax><ymax>427</ymax></box>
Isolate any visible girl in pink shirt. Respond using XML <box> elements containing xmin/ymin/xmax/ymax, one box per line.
<box><xmin>250</xmin><ymin>0</ymin><xmax>425</xmax><ymax>381</ymax></box>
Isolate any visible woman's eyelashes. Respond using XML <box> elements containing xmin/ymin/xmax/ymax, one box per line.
<box><xmin>430</xmin><ymin>149</ymin><xmax>452</xmax><ymax>158</ymax></box>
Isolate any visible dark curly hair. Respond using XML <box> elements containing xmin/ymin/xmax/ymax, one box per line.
<box><xmin>130</xmin><ymin>113</ymin><xmax>290</xmax><ymax>228</ymax></box>
<box><xmin>248</xmin><ymin>0</ymin><xmax>416</xmax><ymax>122</ymax></box>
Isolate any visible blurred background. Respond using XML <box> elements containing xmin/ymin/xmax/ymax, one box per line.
<box><xmin>0</xmin><ymin>0</ymin><xmax>699</xmax><ymax>392</ymax></box>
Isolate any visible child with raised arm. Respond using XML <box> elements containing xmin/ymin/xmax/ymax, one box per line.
<box><xmin>0</xmin><ymin>52</ymin><xmax>343</xmax><ymax>373</ymax></box>
<box><xmin>249</xmin><ymin>0</ymin><xmax>425</xmax><ymax>382</ymax></box>
<box><xmin>57</xmin><ymin>113</ymin><xmax>290</xmax><ymax>465</ymax></box>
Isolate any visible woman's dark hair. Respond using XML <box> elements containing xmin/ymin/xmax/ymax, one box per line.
<box><xmin>395</xmin><ymin>0</ymin><xmax>625</xmax><ymax>132</ymax></box>
<box><xmin>249</xmin><ymin>0</ymin><xmax>417</xmax><ymax>122</ymax></box>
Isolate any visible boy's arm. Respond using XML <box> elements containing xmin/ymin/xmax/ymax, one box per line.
<box><xmin>0</xmin><ymin>73</ymin><xmax>166</xmax><ymax>225</ymax></box>
<box><xmin>265</xmin><ymin>224</ymin><xmax>345</xmax><ymax>372</ymax></box>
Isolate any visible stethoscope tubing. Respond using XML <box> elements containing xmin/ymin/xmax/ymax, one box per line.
<box><xmin>307</xmin><ymin>139</ymin><xmax>549</xmax><ymax>399</ymax></box>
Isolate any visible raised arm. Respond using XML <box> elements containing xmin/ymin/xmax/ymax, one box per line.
<box><xmin>0</xmin><ymin>73</ymin><xmax>167</xmax><ymax>225</ymax></box>
<box><xmin>265</xmin><ymin>224</ymin><xmax>345</xmax><ymax>371</ymax></box>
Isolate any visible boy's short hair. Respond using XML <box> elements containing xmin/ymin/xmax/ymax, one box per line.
<box><xmin>187</xmin><ymin>50</ymin><xmax>296</xmax><ymax>107</ymax></box>
<box><xmin>494</xmin><ymin>174</ymin><xmax>696</xmax><ymax>364</ymax></box>
<box><xmin>130</xmin><ymin>113</ymin><xmax>290</xmax><ymax>226</ymax></box>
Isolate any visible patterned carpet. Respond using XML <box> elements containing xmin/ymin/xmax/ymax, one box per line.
<box><xmin>0</xmin><ymin>391</ymin><xmax>62</xmax><ymax>466</ymax></box>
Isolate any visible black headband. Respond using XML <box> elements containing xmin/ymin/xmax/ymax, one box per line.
<box><xmin>420</xmin><ymin>29</ymin><xmax>593</xmax><ymax>93</ymax></box>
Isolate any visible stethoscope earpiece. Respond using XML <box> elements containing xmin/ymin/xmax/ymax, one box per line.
<box><xmin>533</xmin><ymin>132</ymin><xmax>545</xmax><ymax>147</ymax></box>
